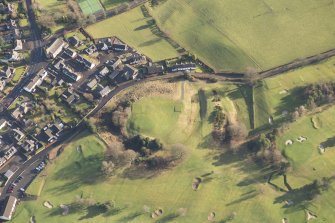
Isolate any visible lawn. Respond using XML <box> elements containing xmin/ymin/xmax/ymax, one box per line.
<box><xmin>12</xmin><ymin>66</ymin><xmax>26</xmax><ymax>83</ymax></box>
<box><xmin>253</xmin><ymin>56</ymin><xmax>335</xmax><ymax>129</ymax></box>
<box><xmin>85</xmin><ymin>5</ymin><xmax>179</xmax><ymax>61</ymax></box>
<box><xmin>77</xmin><ymin>0</ymin><xmax>104</xmax><ymax>15</ymax></box>
<box><xmin>149</xmin><ymin>0</ymin><xmax>335</xmax><ymax>72</ymax></box>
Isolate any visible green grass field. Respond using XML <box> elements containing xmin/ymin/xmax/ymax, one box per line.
<box><xmin>86</xmin><ymin>6</ymin><xmax>179</xmax><ymax>61</ymax></box>
<box><xmin>77</xmin><ymin>0</ymin><xmax>104</xmax><ymax>15</ymax></box>
<box><xmin>127</xmin><ymin>97</ymin><xmax>183</xmax><ymax>140</ymax></box>
<box><xmin>275</xmin><ymin>105</ymin><xmax>335</xmax><ymax>221</ymax></box>
<box><xmin>253</xmin><ymin>57</ymin><xmax>335</xmax><ymax>129</ymax></box>
<box><xmin>149</xmin><ymin>0</ymin><xmax>335</xmax><ymax>72</ymax></box>
<box><xmin>100</xmin><ymin>0</ymin><xmax>130</xmax><ymax>10</ymax></box>
<box><xmin>13</xmin><ymin>77</ymin><xmax>335</xmax><ymax>222</ymax></box>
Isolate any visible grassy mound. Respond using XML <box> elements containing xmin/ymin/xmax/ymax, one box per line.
<box><xmin>127</xmin><ymin>97</ymin><xmax>183</xmax><ymax>140</ymax></box>
<box><xmin>150</xmin><ymin>0</ymin><xmax>335</xmax><ymax>72</ymax></box>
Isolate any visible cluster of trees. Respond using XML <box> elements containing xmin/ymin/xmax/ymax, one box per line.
<box><xmin>34</xmin><ymin>0</ymin><xmax>97</xmax><ymax>34</ymax></box>
<box><xmin>211</xmin><ymin>106</ymin><xmax>248</xmax><ymax>144</ymax></box>
<box><xmin>304</xmin><ymin>82</ymin><xmax>335</xmax><ymax>108</ymax></box>
<box><xmin>125</xmin><ymin>135</ymin><xmax>163</xmax><ymax>156</ymax></box>
<box><xmin>249</xmin><ymin>129</ymin><xmax>289</xmax><ymax>171</ymax></box>
<box><xmin>212</xmin><ymin>106</ymin><xmax>228</xmax><ymax>142</ymax></box>
<box><xmin>290</xmin><ymin>105</ymin><xmax>307</xmax><ymax>121</ymax></box>
<box><xmin>111</xmin><ymin>102</ymin><xmax>132</xmax><ymax>136</ymax></box>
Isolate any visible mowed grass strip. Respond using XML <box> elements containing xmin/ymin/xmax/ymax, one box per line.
<box><xmin>86</xmin><ymin>6</ymin><xmax>179</xmax><ymax>61</ymax></box>
<box><xmin>77</xmin><ymin>0</ymin><xmax>103</xmax><ymax>15</ymax></box>
<box><xmin>150</xmin><ymin>0</ymin><xmax>335</xmax><ymax>72</ymax></box>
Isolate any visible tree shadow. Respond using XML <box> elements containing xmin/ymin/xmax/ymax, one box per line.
<box><xmin>118</xmin><ymin>211</ymin><xmax>144</xmax><ymax>222</ymax></box>
<box><xmin>273</xmin><ymin>86</ymin><xmax>305</xmax><ymax>117</ymax></box>
<box><xmin>121</xmin><ymin>165</ymin><xmax>159</xmax><ymax>180</ymax></box>
<box><xmin>48</xmin><ymin>154</ymin><xmax>105</xmax><ymax>194</ymax></box>
<box><xmin>273</xmin><ymin>181</ymin><xmax>320</xmax><ymax>212</ymax></box>
<box><xmin>155</xmin><ymin>213</ymin><xmax>179</xmax><ymax>223</ymax></box>
<box><xmin>226</xmin><ymin>190</ymin><xmax>259</xmax><ymax>206</ymax></box>
<box><xmin>138</xmin><ymin>38</ymin><xmax>162</xmax><ymax>47</ymax></box>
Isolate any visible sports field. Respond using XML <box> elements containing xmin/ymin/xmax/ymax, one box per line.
<box><xmin>77</xmin><ymin>0</ymin><xmax>104</xmax><ymax>15</ymax></box>
<box><xmin>253</xmin><ymin>57</ymin><xmax>335</xmax><ymax>128</ymax></box>
<box><xmin>86</xmin><ymin>6</ymin><xmax>179</xmax><ymax>61</ymax></box>
<box><xmin>149</xmin><ymin>0</ymin><xmax>335</xmax><ymax>72</ymax></box>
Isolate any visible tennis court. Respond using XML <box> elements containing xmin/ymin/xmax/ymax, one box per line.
<box><xmin>77</xmin><ymin>0</ymin><xmax>104</xmax><ymax>15</ymax></box>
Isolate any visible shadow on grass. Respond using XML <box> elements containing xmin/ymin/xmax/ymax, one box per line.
<box><xmin>322</xmin><ymin>136</ymin><xmax>335</xmax><ymax>148</ymax></box>
<box><xmin>48</xmin><ymin>154</ymin><xmax>105</xmax><ymax>195</ymax></box>
<box><xmin>118</xmin><ymin>211</ymin><xmax>144</xmax><ymax>222</ymax></box>
<box><xmin>273</xmin><ymin>86</ymin><xmax>305</xmax><ymax>117</ymax></box>
<box><xmin>155</xmin><ymin>213</ymin><xmax>179</xmax><ymax>223</ymax></box>
<box><xmin>122</xmin><ymin>165</ymin><xmax>158</xmax><ymax>180</ymax></box>
<box><xmin>226</xmin><ymin>190</ymin><xmax>259</xmax><ymax>206</ymax></box>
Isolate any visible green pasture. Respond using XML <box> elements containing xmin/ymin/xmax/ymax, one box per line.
<box><xmin>86</xmin><ymin>6</ymin><xmax>179</xmax><ymax>61</ymax></box>
<box><xmin>150</xmin><ymin>0</ymin><xmax>335</xmax><ymax>72</ymax></box>
<box><xmin>77</xmin><ymin>0</ymin><xmax>103</xmax><ymax>15</ymax></box>
<box><xmin>253</xmin><ymin>57</ymin><xmax>335</xmax><ymax>129</ymax></box>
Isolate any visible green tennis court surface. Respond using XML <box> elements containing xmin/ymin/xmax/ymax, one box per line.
<box><xmin>77</xmin><ymin>0</ymin><xmax>104</xmax><ymax>15</ymax></box>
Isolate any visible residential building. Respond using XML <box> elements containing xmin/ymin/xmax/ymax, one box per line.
<box><xmin>147</xmin><ymin>65</ymin><xmax>164</xmax><ymax>75</ymax></box>
<box><xmin>122</xmin><ymin>64</ymin><xmax>138</xmax><ymax>80</ymax></box>
<box><xmin>12</xmin><ymin>129</ymin><xmax>25</xmax><ymax>142</ymax></box>
<box><xmin>85</xmin><ymin>44</ymin><xmax>97</xmax><ymax>55</ymax></box>
<box><xmin>45</xmin><ymin>38</ymin><xmax>68</xmax><ymax>59</ymax></box>
<box><xmin>0</xmin><ymin>80</ymin><xmax>5</xmax><ymax>91</ymax></box>
<box><xmin>108</xmin><ymin>58</ymin><xmax>122</xmax><ymax>70</ymax></box>
<box><xmin>108</xmin><ymin>70</ymin><xmax>120</xmax><ymax>81</ymax></box>
<box><xmin>21</xmin><ymin>139</ymin><xmax>36</xmax><ymax>153</ymax></box>
<box><xmin>67</xmin><ymin>35</ymin><xmax>80</xmax><ymax>47</ymax></box>
<box><xmin>4</xmin><ymin>146</ymin><xmax>17</xmax><ymax>160</ymax></box>
<box><xmin>77</xmin><ymin>56</ymin><xmax>96</xmax><ymax>70</ymax></box>
<box><xmin>0</xmin><ymin>119</ymin><xmax>7</xmax><ymax>130</ymax></box>
<box><xmin>112</xmin><ymin>43</ymin><xmax>128</xmax><ymax>51</ymax></box>
<box><xmin>96</xmin><ymin>42</ymin><xmax>108</xmax><ymax>51</ymax></box>
<box><xmin>14</xmin><ymin>39</ymin><xmax>22</xmax><ymax>50</ymax></box>
<box><xmin>24</xmin><ymin>69</ymin><xmax>48</xmax><ymax>92</ymax></box>
<box><xmin>99</xmin><ymin>66</ymin><xmax>110</xmax><ymax>77</ymax></box>
<box><xmin>125</xmin><ymin>53</ymin><xmax>146</xmax><ymax>65</ymax></box>
<box><xmin>63</xmin><ymin>48</ymin><xmax>77</xmax><ymax>58</ymax></box>
<box><xmin>99</xmin><ymin>85</ymin><xmax>111</xmax><ymax>98</ymax></box>
<box><xmin>170</xmin><ymin>63</ymin><xmax>196</xmax><ymax>72</ymax></box>
<box><xmin>86</xmin><ymin>78</ymin><xmax>98</xmax><ymax>90</ymax></box>
<box><xmin>0</xmin><ymin>196</ymin><xmax>17</xmax><ymax>221</ymax></box>
<box><xmin>61</xmin><ymin>89</ymin><xmax>79</xmax><ymax>104</ymax></box>
<box><xmin>0</xmin><ymin>66</ymin><xmax>15</xmax><ymax>79</ymax></box>
<box><xmin>61</xmin><ymin>68</ymin><xmax>81</xmax><ymax>82</ymax></box>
